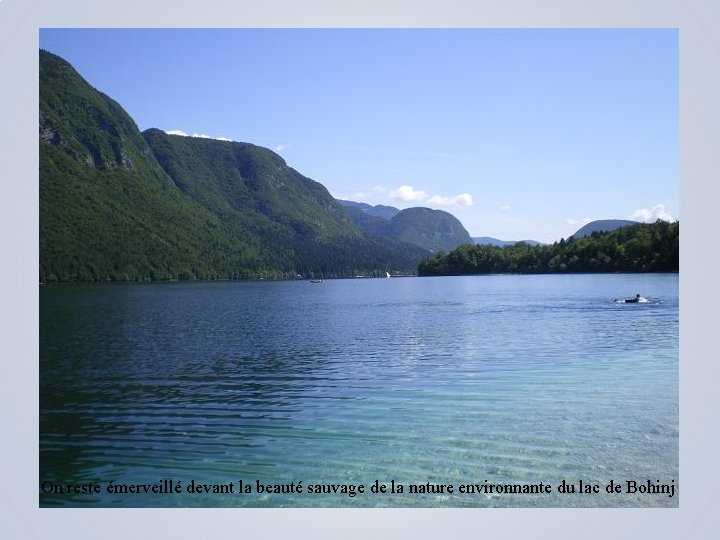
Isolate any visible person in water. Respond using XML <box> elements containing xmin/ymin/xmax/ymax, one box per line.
<box><xmin>614</xmin><ymin>293</ymin><xmax>642</xmax><ymax>303</ymax></box>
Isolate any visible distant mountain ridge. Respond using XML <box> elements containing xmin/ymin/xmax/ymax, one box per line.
<box><xmin>337</xmin><ymin>200</ymin><xmax>473</xmax><ymax>253</ymax></box>
<box><xmin>337</xmin><ymin>200</ymin><xmax>400</xmax><ymax>220</ymax></box>
<box><xmin>471</xmin><ymin>220</ymin><xmax>646</xmax><ymax>246</ymax></box>
<box><xmin>472</xmin><ymin>237</ymin><xmax>543</xmax><ymax>247</ymax></box>
<box><xmin>39</xmin><ymin>50</ymin><xmax>429</xmax><ymax>281</ymax></box>
<box><xmin>571</xmin><ymin>219</ymin><xmax>639</xmax><ymax>238</ymax></box>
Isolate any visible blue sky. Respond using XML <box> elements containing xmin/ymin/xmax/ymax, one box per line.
<box><xmin>39</xmin><ymin>28</ymin><xmax>678</xmax><ymax>243</ymax></box>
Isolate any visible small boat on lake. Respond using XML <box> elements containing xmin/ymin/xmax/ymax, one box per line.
<box><xmin>614</xmin><ymin>293</ymin><xmax>648</xmax><ymax>304</ymax></box>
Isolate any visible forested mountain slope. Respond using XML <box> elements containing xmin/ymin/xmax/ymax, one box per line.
<box><xmin>39</xmin><ymin>50</ymin><xmax>427</xmax><ymax>281</ymax></box>
<box><xmin>338</xmin><ymin>200</ymin><xmax>473</xmax><ymax>253</ymax></box>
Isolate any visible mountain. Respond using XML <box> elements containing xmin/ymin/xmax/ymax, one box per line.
<box><xmin>39</xmin><ymin>50</ymin><xmax>427</xmax><ymax>282</ymax></box>
<box><xmin>337</xmin><ymin>200</ymin><xmax>473</xmax><ymax>253</ymax></box>
<box><xmin>473</xmin><ymin>237</ymin><xmax>543</xmax><ymax>247</ymax></box>
<box><xmin>387</xmin><ymin>207</ymin><xmax>473</xmax><ymax>252</ymax></box>
<box><xmin>336</xmin><ymin>202</ymin><xmax>393</xmax><ymax>238</ymax></box>
<box><xmin>571</xmin><ymin>219</ymin><xmax>639</xmax><ymax>239</ymax></box>
<box><xmin>142</xmin><ymin>129</ymin><xmax>357</xmax><ymax>242</ymax></box>
<box><xmin>336</xmin><ymin>200</ymin><xmax>400</xmax><ymax>220</ymax></box>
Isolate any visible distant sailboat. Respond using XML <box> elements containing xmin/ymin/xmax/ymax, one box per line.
<box><xmin>386</xmin><ymin>272</ymin><xmax>391</xmax><ymax>278</ymax></box>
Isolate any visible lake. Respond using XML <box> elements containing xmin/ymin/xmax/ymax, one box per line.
<box><xmin>39</xmin><ymin>273</ymin><xmax>678</xmax><ymax>507</ymax></box>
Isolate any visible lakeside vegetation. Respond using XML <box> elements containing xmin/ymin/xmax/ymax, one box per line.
<box><xmin>418</xmin><ymin>221</ymin><xmax>678</xmax><ymax>276</ymax></box>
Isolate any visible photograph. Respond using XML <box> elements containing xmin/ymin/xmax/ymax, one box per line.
<box><xmin>38</xmin><ymin>28</ymin><xmax>678</xmax><ymax>508</ymax></box>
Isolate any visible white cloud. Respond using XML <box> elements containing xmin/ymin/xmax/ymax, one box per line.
<box><xmin>630</xmin><ymin>204</ymin><xmax>676</xmax><ymax>223</ymax></box>
<box><xmin>427</xmin><ymin>193</ymin><xmax>474</xmax><ymax>207</ymax></box>
<box><xmin>275</xmin><ymin>144</ymin><xmax>287</xmax><ymax>152</ymax></box>
<box><xmin>499</xmin><ymin>204</ymin><xmax>512</xmax><ymax>211</ymax></box>
<box><xmin>163</xmin><ymin>130</ymin><xmax>232</xmax><ymax>142</ymax></box>
<box><xmin>388</xmin><ymin>184</ymin><xmax>474</xmax><ymax>208</ymax></box>
<box><xmin>390</xmin><ymin>184</ymin><xmax>428</xmax><ymax>203</ymax></box>
<box><xmin>454</xmin><ymin>194</ymin><xmax>474</xmax><ymax>207</ymax></box>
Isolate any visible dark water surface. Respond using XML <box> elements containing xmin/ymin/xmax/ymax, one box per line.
<box><xmin>40</xmin><ymin>274</ymin><xmax>678</xmax><ymax>507</ymax></box>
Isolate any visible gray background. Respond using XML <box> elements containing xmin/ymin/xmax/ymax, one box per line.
<box><xmin>2</xmin><ymin>0</ymin><xmax>717</xmax><ymax>538</ymax></box>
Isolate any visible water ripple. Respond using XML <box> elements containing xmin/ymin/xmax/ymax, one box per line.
<box><xmin>40</xmin><ymin>275</ymin><xmax>678</xmax><ymax>507</ymax></box>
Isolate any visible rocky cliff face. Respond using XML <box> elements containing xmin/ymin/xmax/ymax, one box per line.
<box><xmin>40</xmin><ymin>50</ymin><xmax>157</xmax><ymax>173</ymax></box>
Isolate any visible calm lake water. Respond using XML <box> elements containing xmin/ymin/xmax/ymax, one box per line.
<box><xmin>39</xmin><ymin>274</ymin><xmax>678</xmax><ymax>507</ymax></box>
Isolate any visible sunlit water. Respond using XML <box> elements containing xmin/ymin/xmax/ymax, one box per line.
<box><xmin>39</xmin><ymin>274</ymin><xmax>678</xmax><ymax>507</ymax></box>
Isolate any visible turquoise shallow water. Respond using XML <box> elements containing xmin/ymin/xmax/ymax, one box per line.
<box><xmin>39</xmin><ymin>273</ymin><xmax>678</xmax><ymax>507</ymax></box>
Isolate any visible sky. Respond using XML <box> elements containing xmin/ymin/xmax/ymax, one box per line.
<box><xmin>39</xmin><ymin>28</ymin><xmax>678</xmax><ymax>243</ymax></box>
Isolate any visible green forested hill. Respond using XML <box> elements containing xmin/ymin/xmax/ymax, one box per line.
<box><xmin>386</xmin><ymin>207</ymin><xmax>473</xmax><ymax>252</ymax></box>
<box><xmin>571</xmin><ymin>219</ymin><xmax>639</xmax><ymax>238</ymax></box>
<box><xmin>143</xmin><ymin>129</ymin><xmax>357</xmax><ymax>243</ymax></box>
<box><xmin>418</xmin><ymin>221</ymin><xmax>679</xmax><ymax>276</ymax></box>
<box><xmin>338</xmin><ymin>201</ymin><xmax>473</xmax><ymax>253</ymax></box>
<box><xmin>39</xmin><ymin>49</ymin><xmax>158</xmax><ymax>175</ymax></box>
<box><xmin>39</xmin><ymin>50</ymin><xmax>426</xmax><ymax>282</ymax></box>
